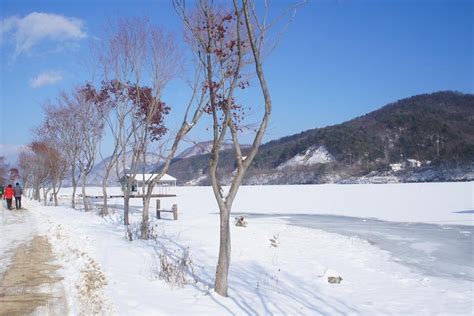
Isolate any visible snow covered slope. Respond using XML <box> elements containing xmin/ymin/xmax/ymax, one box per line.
<box><xmin>277</xmin><ymin>145</ymin><xmax>334</xmax><ymax>170</ymax></box>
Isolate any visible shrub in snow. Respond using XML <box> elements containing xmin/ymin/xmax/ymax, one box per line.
<box><xmin>234</xmin><ymin>216</ymin><xmax>247</xmax><ymax>227</ymax></box>
<box><xmin>327</xmin><ymin>276</ymin><xmax>343</xmax><ymax>284</ymax></box>
<box><xmin>76</xmin><ymin>257</ymin><xmax>111</xmax><ymax>314</ymax></box>
<box><xmin>126</xmin><ymin>223</ymin><xmax>161</xmax><ymax>241</ymax></box>
<box><xmin>158</xmin><ymin>248</ymin><xmax>196</xmax><ymax>287</ymax></box>
<box><xmin>323</xmin><ymin>268</ymin><xmax>343</xmax><ymax>284</ymax></box>
<box><xmin>269</xmin><ymin>235</ymin><xmax>279</xmax><ymax>247</ymax></box>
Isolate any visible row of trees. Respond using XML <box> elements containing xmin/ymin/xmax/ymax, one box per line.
<box><xmin>18</xmin><ymin>0</ymin><xmax>297</xmax><ymax>297</ymax></box>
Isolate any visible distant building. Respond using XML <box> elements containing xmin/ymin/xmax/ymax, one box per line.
<box><xmin>119</xmin><ymin>172</ymin><xmax>177</xmax><ymax>195</ymax></box>
<box><xmin>390</xmin><ymin>163</ymin><xmax>403</xmax><ymax>172</ymax></box>
<box><xmin>406</xmin><ymin>159</ymin><xmax>422</xmax><ymax>168</ymax></box>
<box><xmin>390</xmin><ymin>159</ymin><xmax>422</xmax><ymax>171</ymax></box>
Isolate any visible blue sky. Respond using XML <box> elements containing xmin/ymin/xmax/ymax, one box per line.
<box><xmin>1</xmin><ymin>0</ymin><xmax>473</xmax><ymax>163</ymax></box>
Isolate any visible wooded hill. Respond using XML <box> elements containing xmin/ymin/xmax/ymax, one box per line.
<box><xmin>168</xmin><ymin>91</ymin><xmax>474</xmax><ymax>185</ymax></box>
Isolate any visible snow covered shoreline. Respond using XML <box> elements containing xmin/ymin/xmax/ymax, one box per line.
<box><xmin>60</xmin><ymin>182</ymin><xmax>474</xmax><ymax>226</ymax></box>
<box><xmin>2</xmin><ymin>182</ymin><xmax>473</xmax><ymax>314</ymax></box>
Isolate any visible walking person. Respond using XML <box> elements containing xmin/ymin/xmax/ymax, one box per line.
<box><xmin>0</xmin><ymin>185</ymin><xmax>4</xmax><ymax>200</ymax></box>
<box><xmin>3</xmin><ymin>184</ymin><xmax>14</xmax><ymax>210</ymax></box>
<box><xmin>14</xmin><ymin>183</ymin><xmax>23</xmax><ymax>210</ymax></box>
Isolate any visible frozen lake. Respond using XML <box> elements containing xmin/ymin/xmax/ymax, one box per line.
<box><xmin>237</xmin><ymin>213</ymin><xmax>474</xmax><ymax>282</ymax></box>
<box><xmin>61</xmin><ymin>182</ymin><xmax>474</xmax><ymax>282</ymax></box>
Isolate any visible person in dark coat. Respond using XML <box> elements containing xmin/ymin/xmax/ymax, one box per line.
<box><xmin>3</xmin><ymin>184</ymin><xmax>14</xmax><ymax>210</ymax></box>
<box><xmin>14</xmin><ymin>183</ymin><xmax>23</xmax><ymax>209</ymax></box>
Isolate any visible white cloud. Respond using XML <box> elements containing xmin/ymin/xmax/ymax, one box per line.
<box><xmin>30</xmin><ymin>71</ymin><xmax>63</xmax><ymax>88</ymax></box>
<box><xmin>0</xmin><ymin>12</ymin><xmax>86</xmax><ymax>56</ymax></box>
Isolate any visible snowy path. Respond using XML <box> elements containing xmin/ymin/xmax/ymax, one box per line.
<box><xmin>0</xmin><ymin>206</ymin><xmax>67</xmax><ymax>315</ymax></box>
<box><xmin>0</xmin><ymin>236</ymin><xmax>68</xmax><ymax>315</ymax></box>
<box><xmin>0</xmin><ymin>201</ymin><xmax>113</xmax><ymax>315</ymax></box>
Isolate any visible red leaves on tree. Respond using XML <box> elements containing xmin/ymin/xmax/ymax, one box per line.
<box><xmin>83</xmin><ymin>80</ymin><xmax>170</xmax><ymax>142</ymax></box>
<box><xmin>129</xmin><ymin>85</ymin><xmax>171</xmax><ymax>141</ymax></box>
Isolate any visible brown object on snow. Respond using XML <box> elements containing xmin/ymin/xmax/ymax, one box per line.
<box><xmin>234</xmin><ymin>216</ymin><xmax>247</xmax><ymax>227</ymax></box>
<box><xmin>328</xmin><ymin>276</ymin><xmax>343</xmax><ymax>284</ymax></box>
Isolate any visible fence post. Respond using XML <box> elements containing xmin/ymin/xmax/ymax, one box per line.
<box><xmin>156</xmin><ymin>199</ymin><xmax>161</xmax><ymax>219</ymax></box>
<box><xmin>172</xmin><ymin>204</ymin><xmax>178</xmax><ymax>220</ymax></box>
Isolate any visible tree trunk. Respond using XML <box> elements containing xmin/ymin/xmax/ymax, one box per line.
<box><xmin>53</xmin><ymin>177</ymin><xmax>62</xmax><ymax>207</ymax></box>
<box><xmin>141</xmin><ymin>196</ymin><xmax>150</xmax><ymax>239</ymax></box>
<box><xmin>71</xmin><ymin>170</ymin><xmax>77</xmax><ymax>209</ymax></box>
<box><xmin>101</xmin><ymin>178</ymin><xmax>108</xmax><ymax>216</ymax></box>
<box><xmin>124</xmin><ymin>188</ymin><xmax>130</xmax><ymax>226</ymax></box>
<box><xmin>141</xmin><ymin>181</ymin><xmax>156</xmax><ymax>239</ymax></box>
<box><xmin>52</xmin><ymin>181</ymin><xmax>58</xmax><ymax>206</ymax></box>
<box><xmin>82</xmin><ymin>176</ymin><xmax>89</xmax><ymax>212</ymax></box>
<box><xmin>42</xmin><ymin>187</ymin><xmax>48</xmax><ymax>206</ymax></box>
<box><xmin>214</xmin><ymin>205</ymin><xmax>231</xmax><ymax>297</ymax></box>
<box><xmin>34</xmin><ymin>187</ymin><xmax>40</xmax><ymax>202</ymax></box>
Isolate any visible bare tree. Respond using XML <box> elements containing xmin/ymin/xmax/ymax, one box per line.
<box><xmin>89</xmin><ymin>18</ymin><xmax>154</xmax><ymax>223</ymax></box>
<box><xmin>138</xmin><ymin>23</ymin><xmax>209</xmax><ymax>240</ymax></box>
<box><xmin>18</xmin><ymin>142</ymin><xmax>51</xmax><ymax>203</ymax></box>
<box><xmin>174</xmin><ymin>0</ymin><xmax>298</xmax><ymax>296</ymax></box>
<box><xmin>46</xmin><ymin>145</ymin><xmax>67</xmax><ymax>206</ymax></box>
<box><xmin>42</xmin><ymin>98</ymin><xmax>83</xmax><ymax>208</ymax></box>
<box><xmin>70</xmin><ymin>87</ymin><xmax>106</xmax><ymax>212</ymax></box>
<box><xmin>82</xmin><ymin>80</ymin><xmax>133</xmax><ymax>216</ymax></box>
<box><xmin>18</xmin><ymin>151</ymin><xmax>35</xmax><ymax>199</ymax></box>
<box><xmin>88</xmin><ymin>17</ymin><xmax>205</xmax><ymax>232</ymax></box>
<box><xmin>39</xmin><ymin>87</ymin><xmax>104</xmax><ymax>209</ymax></box>
<box><xmin>37</xmin><ymin>120</ymin><xmax>69</xmax><ymax>206</ymax></box>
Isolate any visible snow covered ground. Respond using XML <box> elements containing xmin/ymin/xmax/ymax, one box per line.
<box><xmin>1</xmin><ymin>182</ymin><xmax>473</xmax><ymax>314</ymax></box>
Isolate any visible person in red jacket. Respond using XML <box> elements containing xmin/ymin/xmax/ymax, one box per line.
<box><xmin>4</xmin><ymin>184</ymin><xmax>14</xmax><ymax>210</ymax></box>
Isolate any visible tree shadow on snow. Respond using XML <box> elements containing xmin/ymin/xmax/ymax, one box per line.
<box><xmin>225</xmin><ymin>261</ymin><xmax>360</xmax><ymax>315</ymax></box>
<box><xmin>151</xmin><ymin>232</ymin><xmax>360</xmax><ymax>314</ymax></box>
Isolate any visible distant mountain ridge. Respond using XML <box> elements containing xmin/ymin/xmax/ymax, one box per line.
<box><xmin>84</xmin><ymin>142</ymin><xmax>248</xmax><ymax>186</ymax></box>
<box><xmin>167</xmin><ymin>91</ymin><xmax>474</xmax><ymax>185</ymax></box>
<box><xmin>176</xmin><ymin>141</ymin><xmax>236</xmax><ymax>159</ymax></box>
<box><xmin>86</xmin><ymin>151</ymin><xmax>162</xmax><ymax>186</ymax></box>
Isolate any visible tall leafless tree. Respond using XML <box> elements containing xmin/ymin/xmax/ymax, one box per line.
<box><xmin>18</xmin><ymin>142</ymin><xmax>51</xmax><ymax>203</ymax></box>
<box><xmin>89</xmin><ymin>18</ymin><xmax>155</xmax><ymax>223</ymax></box>
<box><xmin>174</xmin><ymin>0</ymin><xmax>301</xmax><ymax>296</ymax></box>
<box><xmin>37</xmin><ymin>116</ymin><xmax>71</xmax><ymax>206</ymax></box>
<box><xmin>138</xmin><ymin>24</ymin><xmax>209</xmax><ymax>240</ymax></box>
<box><xmin>42</xmin><ymin>99</ymin><xmax>83</xmax><ymax>208</ymax></box>
<box><xmin>73</xmin><ymin>87</ymin><xmax>105</xmax><ymax>212</ymax></box>
<box><xmin>88</xmin><ymin>17</ymin><xmax>206</xmax><ymax>232</ymax></box>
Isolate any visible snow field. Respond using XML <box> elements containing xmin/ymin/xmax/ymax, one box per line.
<box><xmin>19</xmin><ymin>182</ymin><xmax>473</xmax><ymax>314</ymax></box>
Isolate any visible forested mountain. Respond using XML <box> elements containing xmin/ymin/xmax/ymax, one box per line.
<box><xmin>167</xmin><ymin>91</ymin><xmax>474</xmax><ymax>184</ymax></box>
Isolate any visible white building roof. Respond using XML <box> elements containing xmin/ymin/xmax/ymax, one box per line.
<box><xmin>126</xmin><ymin>173</ymin><xmax>177</xmax><ymax>182</ymax></box>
